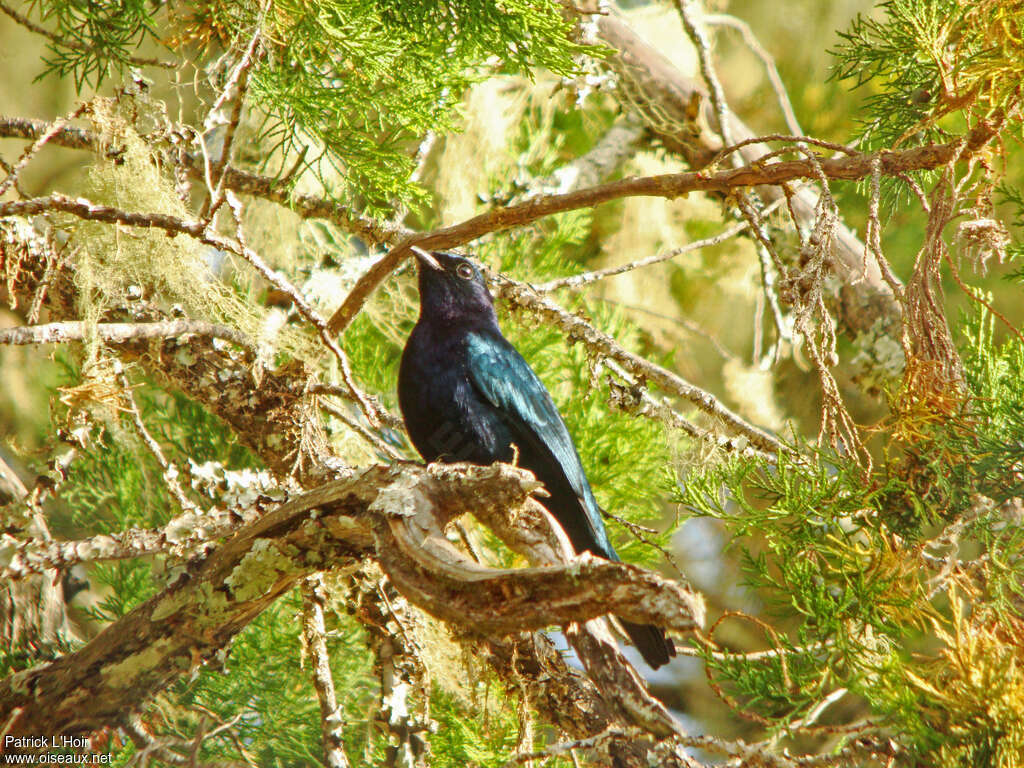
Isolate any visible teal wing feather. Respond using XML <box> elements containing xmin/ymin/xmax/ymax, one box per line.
<box><xmin>465</xmin><ymin>330</ymin><xmax>613</xmax><ymax>556</ymax></box>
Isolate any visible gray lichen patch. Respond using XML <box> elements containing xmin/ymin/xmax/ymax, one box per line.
<box><xmin>368</xmin><ymin>472</ymin><xmax>426</xmax><ymax>518</ymax></box>
<box><xmin>851</xmin><ymin>318</ymin><xmax>906</xmax><ymax>393</ymax></box>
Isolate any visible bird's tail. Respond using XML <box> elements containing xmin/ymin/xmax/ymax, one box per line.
<box><xmin>595</xmin><ymin>542</ymin><xmax>675</xmax><ymax>669</ymax></box>
<box><xmin>617</xmin><ymin>618</ymin><xmax>675</xmax><ymax>669</ymax></box>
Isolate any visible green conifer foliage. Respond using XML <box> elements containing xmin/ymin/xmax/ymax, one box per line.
<box><xmin>678</xmin><ymin>312</ymin><xmax>1024</xmax><ymax>763</ymax></box>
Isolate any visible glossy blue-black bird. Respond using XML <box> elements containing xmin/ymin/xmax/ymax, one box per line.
<box><xmin>398</xmin><ymin>250</ymin><xmax>675</xmax><ymax>669</ymax></box>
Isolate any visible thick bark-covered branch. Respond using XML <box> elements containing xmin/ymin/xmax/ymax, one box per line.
<box><xmin>0</xmin><ymin>461</ymin><xmax>704</xmax><ymax>742</ymax></box>
<box><xmin>0</xmin><ymin>319</ymin><xmax>254</xmax><ymax>350</ymax></box>
<box><xmin>1</xmin><ymin>503</ymin><xmax>264</xmax><ymax>579</ymax></box>
<box><xmin>0</xmin><ymin>464</ymin><xmax>538</xmax><ymax>736</ymax></box>
<box><xmin>380</xmin><ymin>509</ymin><xmax>704</xmax><ymax>638</ymax></box>
<box><xmin>459</xmin><ymin>478</ymin><xmax>704</xmax><ymax>745</ymax></box>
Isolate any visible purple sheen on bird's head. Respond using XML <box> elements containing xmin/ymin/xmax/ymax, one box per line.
<box><xmin>414</xmin><ymin>251</ymin><xmax>497</xmax><ymax>326</ymax></box>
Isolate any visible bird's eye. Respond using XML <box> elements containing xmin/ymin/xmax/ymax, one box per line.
<box><xmin>455</xmin><ymin>263</ymin><xmax>474</xmax><ymax>280</ymax></box>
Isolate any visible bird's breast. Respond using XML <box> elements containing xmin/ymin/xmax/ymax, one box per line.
<box><xmin>398</xmin><ymin>330</ymin><xmax>513</xmax><ymax>465</ymax></box>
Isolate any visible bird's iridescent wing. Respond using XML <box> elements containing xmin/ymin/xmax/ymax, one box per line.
<box><xmin>464</xmin><ymin>330</ymin><xmax>612</xmax><ymax>554</ymax></box>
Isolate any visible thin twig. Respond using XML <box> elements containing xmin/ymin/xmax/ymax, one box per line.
<box><xmin>944</xmin><ymin>249</ymin><xmax>1024</xmax><ymax>345</ymax></box>
<box><xmin>865</xmin><ymin>156</ymin><xmax>906</xmax><ymax>296</ymax></box>
<box><xmin>221</xmin><ymin>190</ymin><xmax>382</xmax><ymax>428</ymax></box>
<box><xmin>0</xmin><ymin>156</ymin><xmax>27</xmax><ymax>198</ymax></box>
<box><xmin>301</xmin><ymin>575</ymin><xmax>352</xmax><ymax>768</ymax></box>
<box><xmin>0</xmin><ymin>708</ymin><xmax>24</xmax><ymax>745</ymax></box>
<box><xmin>703</xmin><ymin>15</ymin><xmax>803</xmax><ymax>135</ymax></box>
<box><xmin>602</xmin><ymin>357</ymin><xmax>772</xmax><ymax>461</ymax></box>
<box><xmin>599</xmin><ymin>501</ymin><xmax>686</xmax><ymax>581</ymax></box>
<box><xmin>321</xmin><ymin>399</ymin><xmax>403</xmax><ymax>461</ymax></box>
<box><xmin>736</xmin><ymin>196</ymin><xmax>789</xmax><ymax>345</ymax></box>
<box><xmin>793</xmin><ymin>688</ymin><xmax>848</xmax><ymax>729</ymax></box>
<box><xmin>25</xmin><ymin>232</ymin><xmax>63</xmax><ymax>324</ymax></box>
<box><xmin>535</xmin><ymin>203</ymin><xmax>781</xmax><ymax>292</ymax></box>
<box><xmin>500</xmin><ymin>726</ymin><xmax>629</xmax><ymax>768</ymax></box>
<box><xmin>117</xmin><ymin>366</ymin><xmax>198</xmax><ymax>514</ymax></box>
<box><xmin>203</xmin><ymin>14</ymin><xmax>264</xmax><ymax>221</ymax></box>
<box><xmin>0</xmin><ymin>319</ymin><xmax>255</xmax><ymax>350</ymax></box>
<box><xmin>308</xmin><ymin>384</ymin><xmax>405</xmax><ymax>432</ymax></box>
<box><xmin>0</xmin><ymin>105</ymin><xmax>86</xmax><ymax>198</ymax></box>
<box><xmin>706</xmin><ymin>134</ymin><xmax>857</xmax><ymax>173</ymax></box>
<box><xmin>674</xmin><ymin>639</ymin><xmax>833</xmax><ymax>662</ymax></box>
<box><xmin>673</xmin><ymin>0</ymin><xmax>734</xmax><ymax>152</ymax></box>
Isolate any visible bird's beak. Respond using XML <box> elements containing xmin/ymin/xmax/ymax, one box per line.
<box><xmin>410</xmin><ymin>245</ymin><xmax>443</xmax><ymax>271</ymax></box>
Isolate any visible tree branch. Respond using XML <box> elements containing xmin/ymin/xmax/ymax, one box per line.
<box><xmin>301</xmin><ymin>575</ymin><xmax>352</xmax><ymax>768</ymax></box>
<box><xmin>0</xmin><ymin>319</ymin><xmax>254</xmax><ymax>351</ymax></box>
<box><xmin>0</xmin><ymin>498</ymin><xmax>270</xmax><ymax>581</ymax></box>
<box><xmin>0</xmin><ymin>464</ymin><xmax>531</xmax><ymax>736</ymax></box>
<box><xmin>0</xmin><ymin>462</ymin><xmax>704</xmax><ymax>741</ymax></box>
<box><xmin>703</xmin><ymin>14</ymin><xmax>804</xmax><ymax>136</ymax></box>
<box><xmin>379</xmin><ymin>515</ymin><xmax>703</xmax><ymax>638</ymax></box>
<box><xmin>534</xmin><ymin>200</ymin><xmax>783</xmax><ymax>292</ymax></box>
<box><xmin>324</xmin><ymin>116</ymin><xmax>998</xmax><ymax>336</ymax></box>
<box><xmin>0</xmin><ymin>112</ymin><xmax>992</xmax><ymax>346</ymax></box>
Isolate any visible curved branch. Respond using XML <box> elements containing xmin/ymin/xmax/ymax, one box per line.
<box><xmin>0</xmin><ymin>463</ymin><xmax>539</xmax><ymax>737</ymax></box>
<box><xmin>0</xmin><ymin>112</ymin><xmax>994</xmax><ymax>345</ymax></box>
<box><xmin>379</xmin><ymin>515</ymin><xmax>704</xmax><ymax>637</ymax></box>
<box><xmin>323</xmin><ymin>116</ymin><xmax>998</xmax><ymax>336</ymax></box>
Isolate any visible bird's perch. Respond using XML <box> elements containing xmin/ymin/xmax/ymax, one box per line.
<box><xmin>0</xmin><ymin>463</ymin><xmax>702</xmax><ymax>738</ymax></box>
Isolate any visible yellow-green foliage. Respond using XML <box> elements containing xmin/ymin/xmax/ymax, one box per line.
<box><xmin>953</xmin><ymin>1</ymin><xmax>1024</xmax><ymax>120</ymax></box>
<box><xmin>679</xmin><ymin>308</ymin><xmax>1024</xmax><ymax>762</ymax></box>
<box><xmin>906</xmin><ymin>598</ymin><xmax>1024</xmax><ymax>768</ymax></box>
<box><xmin>835</xmin><ymin>0</ymin><xmax>1024</xmax><ymax>148</ymax></box>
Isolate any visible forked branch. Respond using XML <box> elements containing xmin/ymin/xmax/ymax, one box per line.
<box><xmin>0</xmin><ymin>463</ymin><xmax>701</xmax><ymax>740</ymax></box>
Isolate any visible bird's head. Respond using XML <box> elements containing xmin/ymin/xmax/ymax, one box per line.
<box><xmin>411</xmin><ymin>249</ymin><xmax>497</xmax><ymax>326</ymax></box>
